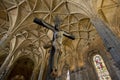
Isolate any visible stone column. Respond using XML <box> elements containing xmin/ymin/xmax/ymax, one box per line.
<box><xmin>0</xmin><ymin>52</ymin><xmax>14</xmax><ymax>80</ymax></box>
<box><xmin>70</xmin><ymin>69</ymin><xmax>85</xmax><ymax>80</ymax></box>
<box><xmin>70</xmin><ymin>71</ymin><xmax>75</xmax><ymax>80</ymax></box>
<box><xmin>82</xmin><ymin>70</ymin><xmax>89</xmax><ymax>80</ymax></box>
<box><xmin>76</xmin><ymin>69</ymin><xmax>84</xmax><ymax>80</ymax></box>
<box><xmin>0</xmin><ymin>66</ymin><xmax>11</xmax><ymax>80</ymax></box>
<box><xmin>0</xmin><ymin>53</ymin><xmax>17</xmax><ymax>80</ymax></box>
<box><xmin>31</xmin><ymin>65</ymin><xmax>40</xmax><ymax>80</ymax></box>
<box><xmin>90</xmin><ymin>17</ymin><xmax>120</xmax><ymax>69</ymax></box>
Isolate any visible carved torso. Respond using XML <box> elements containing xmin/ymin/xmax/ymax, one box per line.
<box><xmin>53</xmin><ymin>31</ymin><xmax>64</xmax><ymax>47</ymax></box>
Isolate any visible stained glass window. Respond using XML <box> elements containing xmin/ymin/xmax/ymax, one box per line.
<box><xmin>93</xmin><ymin>55</ymin><xmax>112</xmax><ymax>80</ymax></box>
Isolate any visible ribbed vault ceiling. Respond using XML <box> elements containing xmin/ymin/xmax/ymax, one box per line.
<box><xmin>0</xmin><ymin>0</ymin><xmax>120</xmax><ymax>71</ymax></box>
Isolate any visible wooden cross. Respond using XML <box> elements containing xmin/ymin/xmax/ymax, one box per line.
<box><xmin>33</xmin><ymin>16</ymin><xmax>75</xmax><ymax>79</ymax></box>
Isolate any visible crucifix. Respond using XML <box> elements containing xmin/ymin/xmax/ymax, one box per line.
<box><xmin>33</xmin><ymin>16</ymin><xmax>75</xmax><ymax>79</ymax></box>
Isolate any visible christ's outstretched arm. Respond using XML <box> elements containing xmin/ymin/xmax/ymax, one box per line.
<box><xmin>63</xmin><ymin>31</ymin><xmax>75</xmax><ymax>40</ymax></box>
<box><xmin>33</xmin><ymin>18</ymin><xmax>55</xmax><ymax>32</ymax></box>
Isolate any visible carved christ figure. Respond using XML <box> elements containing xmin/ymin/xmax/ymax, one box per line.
<box><xmin>33</xmin><ymin>17</ymin><xmax>75</xmax><ymax>77</ymax></box>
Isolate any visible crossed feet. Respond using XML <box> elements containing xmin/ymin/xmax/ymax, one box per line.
<box><xmin>50</xmin><ymin>68</ymin><xmax>58</xmax><ymax>78</ymax></box>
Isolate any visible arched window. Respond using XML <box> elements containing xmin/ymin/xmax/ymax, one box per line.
<box><xmin>93</xmin><ymin>54</ymin><xmax>111</xmax><ymax>80</ymax></box>
<box><xmin>7</xmin><ymin>57</ymin><xmax>34</xmax><ymax>80</ymax></box>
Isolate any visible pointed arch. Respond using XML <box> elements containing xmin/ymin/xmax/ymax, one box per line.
<box><xmin>7</xmin><ymin>57</ymin><xmax>34</xmax><ymax>80</ymax></box>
